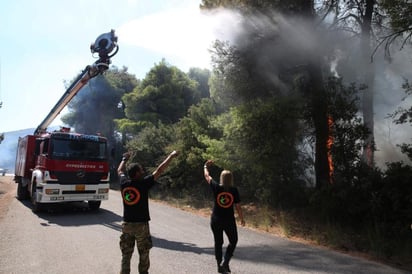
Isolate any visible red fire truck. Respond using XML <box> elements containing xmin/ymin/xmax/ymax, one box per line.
<box><xmin>14</xmin><ymin>30</ymin><xmax>119</xmax><ymax>212</ymax></box>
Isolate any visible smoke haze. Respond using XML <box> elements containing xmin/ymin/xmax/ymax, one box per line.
<box><xmin>205</xmin><ymin>9</ymin><xmax>412</xmax><ymax>168</ymax></box>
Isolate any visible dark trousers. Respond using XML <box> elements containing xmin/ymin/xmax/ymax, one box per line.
<box><xmin>210</xmin><ymin>218</ymin><xmax>238</xmax><ymax>263</ymax></box>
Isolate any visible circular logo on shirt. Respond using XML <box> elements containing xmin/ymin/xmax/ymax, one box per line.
<box><xmin>216</xmin><ymin>192</ymin><xmax>234</xmax><ymax>208</ymax></box>
<box><xmin>122</xmin><ymin>187</ymin><xmax>141</xmax><ymax>205</ymax></box>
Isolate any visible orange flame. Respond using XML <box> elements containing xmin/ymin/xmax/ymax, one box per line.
<box><xmin>364</xmin><ymin>144</ymin><xmax>373</xmax><ymax>167</ymax></box>
<box><xmin>327</xmin><ymin>115</ymin><xmax>334</xmax><ymax>184</ymax></box>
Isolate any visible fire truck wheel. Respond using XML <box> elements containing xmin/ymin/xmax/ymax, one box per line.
<box><xmin>88</xmin><ymin>201</ymin><xmax>101</xmax><ymax>211</ymax></box>
<box><xmin>31</xmin><ymin>181</ymin><xmax>43</xmax><ymax>213</ymax></box>
<box><xmin>17</xmin><ymin>181</ymin><xmax>29</xmax><ymax>200</ymax></box>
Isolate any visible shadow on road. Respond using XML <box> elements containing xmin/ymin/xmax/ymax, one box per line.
<box><xmin>152</xmin><ymin>235</ymin><xmax>214</xmax><ymax>255</ymax></box>
<box><xmin>17</xmin><ymin>198</ymin><xmax>122</xmax><ymax>231</ymax></box>
<box><xmin>234</xmin><ymin>241</ymin><xmax>407</xmax><ymax>274</ymax></box>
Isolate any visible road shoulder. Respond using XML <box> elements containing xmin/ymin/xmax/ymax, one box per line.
<box><xmin>0</xmin><ymin>176</ymin><xmax>16</xmax><ymax>220</ymax></box>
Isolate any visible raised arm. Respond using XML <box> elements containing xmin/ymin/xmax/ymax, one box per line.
<box><xmin>152</xmin><ymin>150</ymin><xmax>179</xmax><ymax>180</ymax></box>
<box><xmin>117</xmin><ymin>152</ymin><xmax>130</xmax><ymax>176</ymax></box>
<box><xmin>203</xmin><ymin>160</ymin><xmax>214</xmax><ymax>184</ymax></box>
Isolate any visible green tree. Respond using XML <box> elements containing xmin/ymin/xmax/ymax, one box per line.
<box><xmin>171</xmin><ymin>98</ymin><xmax>219</xmax><ymax>193</ymax></box>
<box><xmin>379</xmin><ymin>0</ymin><xmax>412</xmax><ymax>57</ymax></box>
<box><xmin>117</xmin><ymin>60</ymin><xmax>201</xmax><ymax>134</ymax></box>
<box><xmin>215</xmin><ymin>98</ymin><xmax>308</xmax><ymax>207</ymax></box>
<box><xmin>187</xmin><ymin>67</ymin><xmax>211</xmax><ymax>98</ymax></box>
<box><xmin>389</xmin><ymin>80</ymin><xmax>412</xmax><ymax>161</ymax></box>
<box><xmin>125</xmin><ymin>123</ymin><xmax>175</xmax><ymax>169</ymax></box>
<box><xmin>379</xmin><ymin>0</ymin><xmax>412</xmax><ymax>161</ymax></box>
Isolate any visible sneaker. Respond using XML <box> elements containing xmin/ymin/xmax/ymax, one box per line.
<box><xmin>217</xmin><ymin>264</ymin><xmax>225</xmax><ymax>273</ymax></box>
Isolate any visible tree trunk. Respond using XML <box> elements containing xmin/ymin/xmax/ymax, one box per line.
<box><xmin>309</xmin><ymin>62</ymin><xmax>331</xmax><ymax>188</ymax></box>
<box><xmin>361</xmin><ymin>0</ymin><xmax>376</xmax><ymax>166</ymax></box>
<box><xmin>302</xmin><ymin>0</ymin><xmax>331</xmax><ymax>188</ymax></box>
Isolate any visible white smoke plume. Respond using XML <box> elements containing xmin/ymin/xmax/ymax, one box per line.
<box><xmin>208</xmin><ymin>9</ymin><xmax>412</xmax><ymax>168</ymax></box>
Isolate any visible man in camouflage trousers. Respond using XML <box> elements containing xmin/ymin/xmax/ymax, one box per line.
<box><xmin>118</xmin><ymin>150</ymin><xmax>178</xmax><ymax>274</ymax></box>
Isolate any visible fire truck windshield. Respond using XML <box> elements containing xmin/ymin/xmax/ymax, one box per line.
<box><xmin>50</xmin><ymin>136</ymin><xmax>107</xmax><ymax>161</ymax></box>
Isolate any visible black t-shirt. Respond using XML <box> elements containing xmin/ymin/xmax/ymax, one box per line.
<box><xmin>119</xmin><ymin>173</ymin><xmax>155</xmax><ymax>222</ymax></box>
<box><xmin>210</xmin><ymin>179</ymin><xmax>240</xmax><ymax>222</ymax></box>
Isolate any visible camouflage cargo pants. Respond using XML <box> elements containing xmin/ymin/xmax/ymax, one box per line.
<box><xmin>120</xmin><ymin>222</ymin><xmax>153</xmax><ymax>274</ymax></box>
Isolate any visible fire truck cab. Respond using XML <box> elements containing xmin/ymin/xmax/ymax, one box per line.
<box><xmin>15</xmin><ymin>130</ymin><xmax>110</xmax><ymax>211</ymax></box>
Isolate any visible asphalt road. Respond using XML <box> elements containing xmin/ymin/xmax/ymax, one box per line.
<box><xmin>0</xmin><ymin>183</ymin><xmax>408</xmax><ymax>274</ymax></box>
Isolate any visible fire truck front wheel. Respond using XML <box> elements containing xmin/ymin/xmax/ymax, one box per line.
<box><xmin>31</xmin><ymin>180</ymin><xmax>43</xmax><ymax>213</ymax></box>
<box><xmin>88</xmin><ymin>201</ymin><xmax>101</xmax><ymax>211</ymax></box>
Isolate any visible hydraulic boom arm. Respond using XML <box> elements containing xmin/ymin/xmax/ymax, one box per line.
<box><xmin>34</xmin><ymin>30</ymin><xmax>119</xmax><ymax>135</ymax></box>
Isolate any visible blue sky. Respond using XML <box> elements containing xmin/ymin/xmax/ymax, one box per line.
<box><xmin>0</xmin><ymin>0</ymin><xmax>238</xmax><ymax>132</ymax></box>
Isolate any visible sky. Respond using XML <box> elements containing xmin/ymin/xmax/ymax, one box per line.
<box><xmin>0</xmin><ymin>0</ymin><xmax>238</xmax><ymax>133</ymax></box>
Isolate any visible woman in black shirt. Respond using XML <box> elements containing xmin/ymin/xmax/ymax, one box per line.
<box><xmin>204</xmin><ymin>160</ymin><xmax>245</xmax><ymax>273</ymax></box>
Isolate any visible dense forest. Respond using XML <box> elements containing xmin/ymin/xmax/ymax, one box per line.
<box><xmin>61</xmin><ymin>0</ymin><xmax>412</xmax><ymax>267</ymax></box>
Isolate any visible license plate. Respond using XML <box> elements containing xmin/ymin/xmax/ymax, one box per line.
<box><xmin>76</xmin><ymin>184</ymin><xmax>85</xmax><ymax>191</ymax></box>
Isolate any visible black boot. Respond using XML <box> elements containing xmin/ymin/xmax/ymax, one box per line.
<box><xmin>217</xmin><ymin>261</ymin><xmax>224</xmax><ymax>273</ymax></box>
<box><xmin>222</xmin><ymin>260</ymin><xmax>231</xmax><ymax>273</ymax></box>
